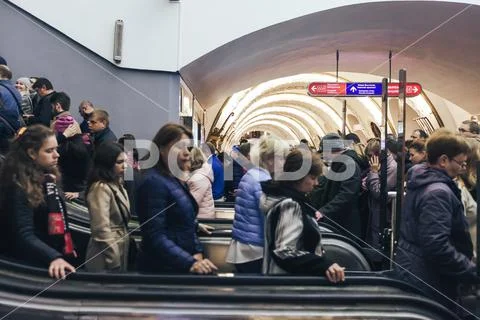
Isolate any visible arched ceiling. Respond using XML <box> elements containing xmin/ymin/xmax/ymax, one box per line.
<box><xmin>180</xmin><ymin>1</ymin><xmax>480</xmax><ymax>117</ymax></box>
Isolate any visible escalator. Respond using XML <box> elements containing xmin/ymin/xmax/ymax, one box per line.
<box><xmin>0</xmin><ymin>200</ymin><xmax>465</xmax><ymax>319</ymax></box>
<box><xmin>0</xmin><ymin>257</ymin><xmax>460</xmax><ymax>320</ymax></box>
<box><xmin>66</xmin><ymin>201</ymin><xmax>371</xmax><ymax>272</ymax></box>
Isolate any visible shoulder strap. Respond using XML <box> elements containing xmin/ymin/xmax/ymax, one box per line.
<box><xmin>106</xmin><ymin>183</ymin><xmax>130</xmax><ymax>229</ymax></box>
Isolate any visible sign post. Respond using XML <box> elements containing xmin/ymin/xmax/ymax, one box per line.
<box><xmin>394</xmin><ymin>70</ymin><xmax>407</xmax><ymax>256</ymax></box>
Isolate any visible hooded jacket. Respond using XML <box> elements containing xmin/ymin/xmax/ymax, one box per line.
<box><xmin>187</xmin><ymin>162</ymin><xmax>215</xmax><ymax>219</ymax></box>
<box><xmin>394</xmin><ymin>163</ymin><xmax>477</xmax><ymax>304</ymax></box>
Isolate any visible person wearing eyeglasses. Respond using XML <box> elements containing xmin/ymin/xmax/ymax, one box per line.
<box><xmin>394</xmin><ymin>129</ymin><xmax>477</xmax><ymax>318</ymax></box>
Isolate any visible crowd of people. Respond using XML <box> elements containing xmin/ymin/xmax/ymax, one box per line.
<box><xmin>1</xmin><ymin>56</ymin><xmax>479</xmax><ymax>318</ymax></box>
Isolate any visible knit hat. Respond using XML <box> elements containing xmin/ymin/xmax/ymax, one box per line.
<box><xmin>16</xmin><ymin>77</ymin><xmax>33</xmax><ymax>91</ymax></box>
<box><xmin>54</xmin><ymin>115</ymin><xmax>75</xmax><ymax>134</ymax></box>
<box><xmin>319</xmin><ymin>133</ymin><xmax>345</xmax><ymax>153</ymax></box>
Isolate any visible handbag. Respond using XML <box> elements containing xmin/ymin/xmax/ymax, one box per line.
<box><xmin>107</xmin><ymin>184</ymin><xmax>138</xmax><ymax>271</ymax></box>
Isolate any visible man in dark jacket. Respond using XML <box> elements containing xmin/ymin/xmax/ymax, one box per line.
<box><xmin>31</xmin><ymin>78</ymin><xmax>55</xmax><ymax>127</ymax></box>
<box><xmin>88</xmin><ymin>109</ymin><xmax>117</xmax><ymax>151</ymax></box>
<box><xmin>394</xmin><ymin>130</ymin><xmax>477</xmax><ymax>317</ymax></box>
<box><xmin>310</xmin><ymin>133</ymin><xmax>362</xmax><ymax>237</ymax></box>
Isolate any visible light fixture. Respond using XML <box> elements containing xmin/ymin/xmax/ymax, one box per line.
<box><xmin>113</xmin><ymin>20</ymin><xmax>124</xmax><ymax>64</ymax></box>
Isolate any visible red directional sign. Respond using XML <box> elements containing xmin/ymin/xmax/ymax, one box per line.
<box><xmin>308</xmin><ymin>82</ymin><xmax>422</xmax><ymax>97</ymax></box>
<box><xmin>387</xmin><ymin>82</ymin><xmax>422</xmax><ymax>97</ymax></box>
<box><xmin>308</xmin><ymin>82</ymin><xmax>346</xmax><ymax>96</ymax></box>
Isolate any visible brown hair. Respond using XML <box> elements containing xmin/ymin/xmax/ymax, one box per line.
<box><xmin>426</xmin><ymin>129</ymin><xmax>469</xmax><ymax>164</ymax></box>
<box><xmin>0</xmin><ymin>125</ymin><xmax>58</xmax><ymax>208</ymax></box>
<box><xmin>92</xmin><ymin>109</ymin><xmax>110</xmax><ymax>126</ymax></box>
<box><xmin>409</xmin><ymin>139</ymin><xmax>426</xmax><ymax>153</ymax></box>
<box><xmin>152</xmin><ymin>123</ymin><xmax>193</xmax><ymax>175</ymax></box>
<box><xmin>280</xmin><ymin>148</ymin><xmax>323</xmax><ymax>185</ymax></box>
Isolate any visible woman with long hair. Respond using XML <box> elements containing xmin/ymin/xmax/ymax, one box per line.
<box><xmin>261</xmin><ymin>149</ymin><xmax>345</xmax><ymax>282</ymax></box>
<box><xmin>136</xmin><ymin>123</ymin><xmax>217</xmax><ymax>274</ymax></box>
<box><xmin>0</xmin><ymin>125</ymin><xmax>76</xmax><ymax>279</ymax></box>
<box><xmin>85</xmin><ymin>142</ymin><xmax>131</xmax><ymax>272</ymax></box>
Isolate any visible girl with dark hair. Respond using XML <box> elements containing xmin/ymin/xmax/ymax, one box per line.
<box><xmin>85</xmin><ymin>142</ymin><xmax>131</xmax><ymax>272</ymax></box>
<box><xmin>136</xmin><ymin>123</ymin><xmax>217</xmax><ymax>274</ymax></box>
<box><xmin>261</xmin><ymin>149</ymin><xmax>345</xmax><ymax>282</ymax></box>
<box><xmin>0</xmin><ymin>125</ymin><xmax>76</xmax><ymax>279</ymax></box>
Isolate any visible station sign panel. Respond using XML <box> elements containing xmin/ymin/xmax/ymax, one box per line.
<box><xmin>308</xmin><ymin>82</ymin><xmax>422</xmax><ymax>97</ymax></box>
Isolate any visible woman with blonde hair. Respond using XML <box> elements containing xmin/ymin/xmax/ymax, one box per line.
<box><xmin>15</xmin><ymin>77</ymin><xmax>35</xmax><ymax>117</ymax></box>
<box><xmin>226</xmin><ymin>136</ymin><xmax>289</xmax><ymax>273</ymax></box>
<box><xmin>187</xmin><ymin>147</ymin><xmax>215</xmax><ymax>219</ymax></box>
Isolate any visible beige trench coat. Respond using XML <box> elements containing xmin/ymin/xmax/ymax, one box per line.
<box><xmin>85</xmin><ymin>182</ymin><xmax>131</xmax><ymax>272</ymax></box>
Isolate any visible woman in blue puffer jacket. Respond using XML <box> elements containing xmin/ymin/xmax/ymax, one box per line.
<box><xmin>226</xmin><ymin>137</ymin><xmax>288</xmax><ymax>273</ymax></box>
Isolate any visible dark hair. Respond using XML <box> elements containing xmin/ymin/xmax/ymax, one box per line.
<box><xmin>345</xmin><ymin>133</ymin><xmax>361</xmax><ymax>144</ymax></box>
<box><xmin>50</xmin><ymin>92</ymin><xmax>71</xmax><ymax>111</ymax></box>
<box><xmin>238</xmin><ymin>142</ymin><xmax>251</xmax><ymax>157</ymax></box>
<box><xmin>152</xmin><ymin>123</ymin><xmax>193</xmax><ymax>175</ymax></box>
<box><xmin>87</xmin><ymin>142</ymin><xmax>124</xmax><ymax>192</ymax></box>
<box><xmin>0</xmin><ymin>125</ymin><xmax>57</xmax><ymax>208</ymax></box>
<box><xmin>280</xmin><ymin>149</ymin><xmax>323</xmax><ymax>185</ymax></box>
<box><xmin>413</xmin><ymin>129</ymin><xmax>429</xmax><ymax>139</ymax></box>
<box><xmin>300</xmin><ymin>138</ymin><xmax>309</xmax><ymax>144</ymax></box>
<box><xmin>386</xmin><ymin>137</ymin><xmax>401</xmax><ymax>155</ymax></box>
<box><xmin>118</xmin><ymin>133</ymin><xmax>138</xmax><ymax>163</ymax></box>
<box><xmin>462</xmin><ymin>120</ymin><xmax>480</xmax><ymax>134</ymax></box>
<box><xmin>427</xmin><ymin>129</ymin><xmax>469</xmax><ymax>164</ymax></box>
<box><xmin>409</xmin><ymin>140</ymin><xmax>426</xmax><ymax>153</ymax></box>
<box><xmin>32</xmin><ymin>77</ymin><xmax>53</xmax><ymax>90</ymax></box>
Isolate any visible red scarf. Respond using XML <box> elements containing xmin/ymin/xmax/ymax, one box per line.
<box><xmin>44</xmin><ymin>174</ymin><xmax>77</xmax><ymax>257</ymax></box>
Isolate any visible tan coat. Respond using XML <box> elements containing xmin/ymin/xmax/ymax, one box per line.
<box><xmin>85</xmin><ymin>182</ymin><xmax>131</xmax><ymax>272</ymax></box>
<box><xmin>187</xmin><ymin>162</ymin><xmax>215</xmax><ymax>219</ymax></box>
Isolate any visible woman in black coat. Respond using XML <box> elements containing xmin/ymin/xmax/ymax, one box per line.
<box><xmin>0</xmin><ymin>125</ymin><xmax>76</xmax><ymax>279</ymax></box>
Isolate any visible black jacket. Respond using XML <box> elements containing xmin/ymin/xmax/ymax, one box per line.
<box><xmin>93</xmin><ymin>127</ymin><xmax>117</xmax><ymax>151</ymax></box>
<box><xmin>4</xmin><ymin>185</ymin><xmax>63</xmax><ymax>266</ymax></box>
<box><xmin>57</xmin><ymin>134</ymin><xmax>91</xmax><ymax>192</ymax></box>
<box><xmin>309</xmin><ymin>149</ymin><xmax>362</xmax><ymax>237</ymax></box>
<box><xmin>32</xmin><ymin>91</ymin><xmax>55</xmax><ymax>127</ymax></box>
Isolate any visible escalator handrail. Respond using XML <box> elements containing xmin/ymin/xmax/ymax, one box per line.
<box><xmin>0</xmin><ymin>255</ymin><xmax>421</xmax><ymax>293</ymax></box>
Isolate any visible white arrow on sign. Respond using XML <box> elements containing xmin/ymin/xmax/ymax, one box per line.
<box><xmin>349</xmin><ymin>86</ymin><xmax>357</xmax><ymax>93</ymax></box>
<box><xmin>412</xmin><ymin>86</ymin><xmax>418</xmax><ymax>93</ymax></box>
<box><xmin>311</xmin><ymin>85</ymin><xmax>317</xmax><ymax>91</ymax></box>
